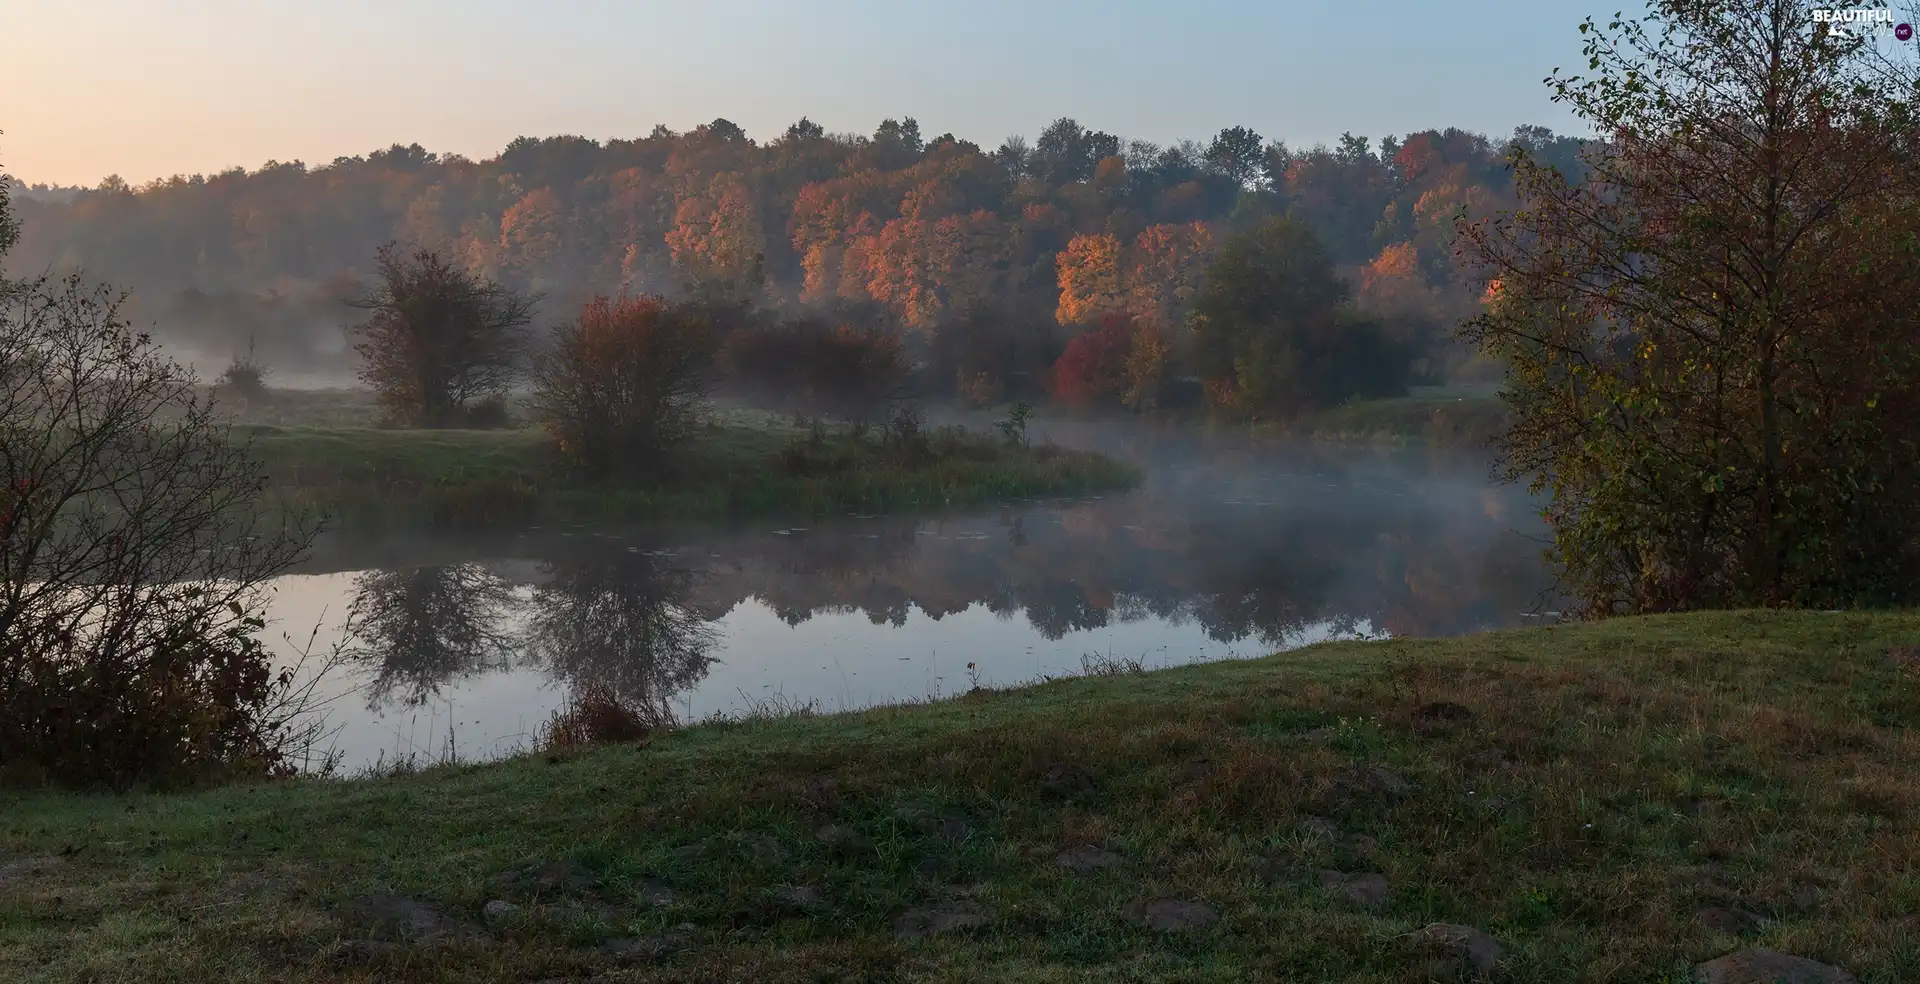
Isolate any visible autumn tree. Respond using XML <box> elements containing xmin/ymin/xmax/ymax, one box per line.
<box><xmin>498</xmin><ymin>186</ymin><xmax>566</xmax><ymax>285</ymax></box>
<box><xmin>1053</xmin><ymin>314</ymin><xmax>1135</xmax><ymax>407</ymax></box>
<box><xmin>666</xmin><ymin>172</ymin><xmax>767</xmax><ymax>303</ymax></box>
<box><xmin>1116</xmin><ymin>222</ymin><xmax>1215</xmax><ymax>408</ymax></box>
<box><xmin>532</xmin><ymin>294</ymin><xmax>717</xmax><ymax>478</ymax></box>
<box><xmin>349</xmin><ymin>243</ymin><xmax>536</xmax><ymax>427</ymax></box>
<box><xmin>1355</xmin><ymin>240</ymin><xmax>1482</xmax><ymax>381</ymax></box>
<box><xmin>1459</xmin><ymin>0</ymin><xmax>1920</xmax><ymax>614</ymax></box>
<box><xmin>1032</xmin><ymin>118</ymin><xmax>1122</xmax><ymax>185</ymax></box>
<box><xmin>1190</xmin><ymin>216</ymin><xmax>1408</xmax><ymax>417</ymax></box>
<box><xmin>1126</xmin><ymin>222</ymin><xmax>1216</xmax><ymax>328</ymax></box>
<box><xmin>865</xmin><ymin>218</ymin><xmax>946</xmax><ymax>327</ymax></box>
<box><xmin>606</xmin><ymin>166</ymin><xmax>676</xmax><ymax>291</ymax></box>
<box><xmin>1054</xmin><ymin>232</ymin><xmax>1127</xmax><ymax>324</ymax></box>
<box><xmin>1281</xmin><ymin>134</ymin><xmax>1396</xmax><ymax>263</ymax></box>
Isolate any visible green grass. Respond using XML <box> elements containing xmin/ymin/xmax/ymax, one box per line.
<box><xmin>209</xmin><ymin>387</ymin><xmax>392</xmax><ymax>429</ymax></box>
<box><xmin>1280</xmin><ymin>391</ymin><xmax>1510</xmax><ymax>450</ymax></box>
<box><xmin>238</xmin><ymin>414</ymin><xmax>1139</xmax><ymax>529</ymax></box>
<box><xmin>6</xmin><ymin>610</ymin><xmax>1920</xmax><ymax>982</ymax></box>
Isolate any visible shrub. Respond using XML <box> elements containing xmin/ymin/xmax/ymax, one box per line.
<box><xmin>1052</xmin><ymin>315</ymin><xmax>1134</xmax><ymax>407</ymax></box>
<box><xmin>0</xmin><ymin>275</ymin><xmax>316</xmax><ymax>787</ymax></box>
<box><xmin>996</xmin><ymin>401</ymin><xmax>1036</xmax><ymax>447</ymax></box>
<box><xmin>882</xmin><ymin>402</ymin><xmax>930</xmax><ymax>463</ymax></box>
<box><xmin>722</xmin><ymin>315</ymin><xmax>909</xmax><ymax>425</ymax></box>
<box><xmin>348</xmin><ymin>243</ymin><xmax>535</xmax><ymax>429</ymax></box>
<box><xmin>531</xmin><ymin>294</ymin><xmax>717</xmax><ymax>480</ymax></box>
<box><xmin>216</xmin><ymin>340</ymin><xmax>272</xmax><ymax>403</ymax></box>
<box><xmin>539</xmin><ymin>681</ymin><xmax>656</xmax><ymax>750</ymax></box>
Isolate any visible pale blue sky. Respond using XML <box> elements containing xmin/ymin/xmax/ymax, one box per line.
<box><xmin>3</xmin><ymin>0</ymin><xmax>1614</xmax><ymax>186</ymax></box>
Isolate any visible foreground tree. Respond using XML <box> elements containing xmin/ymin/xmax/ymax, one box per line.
<box><xmin>0</xmin><ymin>147</ymin><xmax>17</xmax><ymax>265</ymax></box>
<box><xmin>0</xmin><ymin>275</ymin><xmax>315</xmax><ymax>785</ymax></box>
<box><xmin>348</xmin><ymin>243</ymin><xmax>536</xmax><ymax>428</ymax></box>
<box><xmin>1459</xmin><ymin>0</ymin><xmax>1920</xmax><ymax>614</ymax></box>
<box><xmin>532</xmin><ymin>294</ymin><xmax>717</xmax><ymax>479</ymax></box>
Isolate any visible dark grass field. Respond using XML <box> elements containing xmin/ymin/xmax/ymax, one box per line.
<box><xmin>4</xmin><ymin>610</ymin><xmax>1917</xmax><ymax>982</ymax></box>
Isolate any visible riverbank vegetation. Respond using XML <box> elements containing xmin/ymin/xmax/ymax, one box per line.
<box><xmin>0</xmin><ymin>272</ymin><xmax>319</xmax><ymax>788</ymax></box>
<box><xmin>1282</xmin><ymin>389</ymin><xmax>1507</xmax><ymax>449</ymax></box>
<box><xmin>244</xmin><ymin>413</ymin><xmax>1137</xmax><ymax>528</ymax></box>
<box><xmin>1460</xmin><ymin>3</ymin><xmax>1920</xmax><ymax>615</ymax></box>
<box><xmin>4</xmin><ymin>609</ymin><xmax>1917</xmax><ymax>982</ymax></box>
<box><xmin>296</xmin><ymin>247</ymin><xmax>1136</xmax><ymax>528</ymax></box>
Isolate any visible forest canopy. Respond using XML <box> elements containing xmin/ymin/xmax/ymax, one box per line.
<box><xmin>5</xmin><ymin>118</ymin><xmax>1588</xmax><ymax>410</ymax></box>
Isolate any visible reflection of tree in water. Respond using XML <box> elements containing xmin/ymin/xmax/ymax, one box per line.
<box><xmin>1009</xmin><ymin>578</ymin><xmax>1111</xmax><ymax>640</ymax></box>
<box><xmin>345</xmin><ymin>563</ymin><xmax>519</xmax><ymax>708</ymax></box>
<box><xmin>328</xmin><ymin>457</ymin><xmax>1554</xmax><ymax>710</ymax></box>
<box><xmin>697</xmin><ymin>472</ymin><xmax>1549</xmax><ymax>646</ymax></box>
<box><xmin>525</xmin><ymin>547</ymin><xmax>717</xmax><ymax>727</ymax></box>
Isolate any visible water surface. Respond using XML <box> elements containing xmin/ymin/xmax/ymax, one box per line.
<box><xmin>269</xmin><ymin>428</ymin><xmax>1556</xmax><ymax>770</ymax></box>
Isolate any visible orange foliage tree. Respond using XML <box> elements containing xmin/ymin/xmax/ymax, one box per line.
<box><xmin>1054</xmin><ymin>232</ymin><xmax>1127</xmax><ymax>325</ymax></box>
<box><xmin>665</xmin><ymin>173</ymin><xmax>766</xmax><ymax>301</ymax></box>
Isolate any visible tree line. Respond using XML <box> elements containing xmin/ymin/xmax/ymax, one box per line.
<box><xmin>9</xmin><ymin>117</ymin><xmax>1588</xmax><ymax>418</ymax></box>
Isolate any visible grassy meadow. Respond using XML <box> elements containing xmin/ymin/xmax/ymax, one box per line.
<box><xmin>4</xmin><ymin>610</ymin><xmax>1917</xmax><ymax>982</ymax></box>
<box><xmin>221</xmin><ymin>390</ymin><xmax>1140</xmax><ymax>529</ymax></box>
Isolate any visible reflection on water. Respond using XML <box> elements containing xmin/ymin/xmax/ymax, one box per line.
<box><xmin>523</xmin><ymin>546</ymin><xmax>718</xmax><ymax>726</ymax></box>
<box><xmin>345</xmin><ymin>564</ymin><xmax>519</xmax><ymax>708</ymax></box>
<box><xmin>275</xmin><ymin>435</ymin><xmax>1555</xmax><ymax>770</ymax></box>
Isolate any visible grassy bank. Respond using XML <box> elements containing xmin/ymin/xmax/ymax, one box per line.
<box><xmin>239</xmin><ymin>414</ymin><xmax>1138</xmax><ymax>529</ymax></box>
<box><xmin>1281</xmin><ymin>391</ymin><xmax>1509</xmax><ymax>450</ymax></box>
<box><xmin>5</xmin><ymin>610</ymin><xmax>1918</xmax><ymax>982</ymax></box>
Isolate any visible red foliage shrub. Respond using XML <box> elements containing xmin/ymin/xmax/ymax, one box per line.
<box><xmin>531</xmin><ymin>294</ymin><xmax>717</xmax><ymax>478</ymax></box>
<box><xmin>1051</xmin><ymin>315</ymin><xmax>1134</xmax><ymax>407</ymax></box>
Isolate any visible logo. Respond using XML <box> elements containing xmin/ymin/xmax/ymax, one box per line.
<box><xmin>1813</xmin><ymin>7</ymin><xmax>1911</xmax><ymax>38</ymax></box>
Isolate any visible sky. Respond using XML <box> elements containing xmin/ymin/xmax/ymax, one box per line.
<box><xmin>2</xmin><ymin>0</ymin><xmax>1612</xmax><ymax>188</ymax></box>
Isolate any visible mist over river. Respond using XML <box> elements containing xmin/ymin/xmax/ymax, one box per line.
<box><xmin>266</xmin><ymin>422</ymin><xmax>1558</xmax><ymax>771</ymax></box>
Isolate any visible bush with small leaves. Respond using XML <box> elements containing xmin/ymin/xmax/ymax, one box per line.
<box><xmin>531</xmin><ymin>294</ymin><xmax>717</xmax><ymax>480</ymax></box>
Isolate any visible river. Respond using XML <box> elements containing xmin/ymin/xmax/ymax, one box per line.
<box><xmin>265</xmin><ymin>423</ymin><xmax>1558</xmax><ymax>771</ymax></box>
